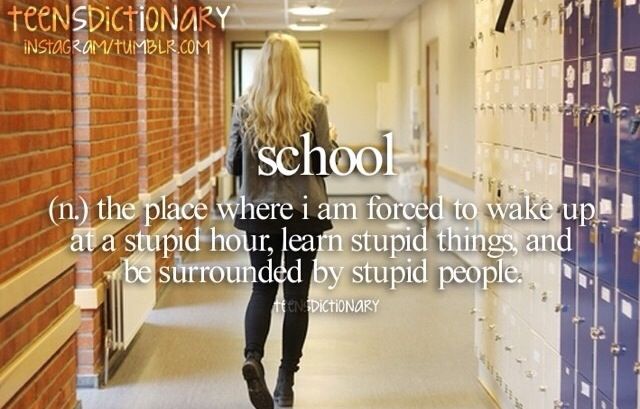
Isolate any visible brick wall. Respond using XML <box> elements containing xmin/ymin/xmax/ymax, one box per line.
<box><xmin>72</xmin><ymin>0</ymin><xmax>140</xmax><ymax>383</ymax></box>
<box><xmin>0</xmin><ymin>0</ymin><xmax>78</xmax><ymax>407</ymax></box>
<box><xmin>0</xmin><ymin>0</ymin><xmax>226</xmax><ymax>404</ymax></box>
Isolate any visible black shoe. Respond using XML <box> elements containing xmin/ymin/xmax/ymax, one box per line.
<box><xmin>242</xmin><ymin>356</ymin><xmax>274</xmax><ymax>409</ymax></box>
<box><xmin>273</xmin><ymin>367</ymin><xmax>295</xmax><ymax>407</ymax></box>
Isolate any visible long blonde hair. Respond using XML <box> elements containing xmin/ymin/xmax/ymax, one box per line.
<box><xmin>239</xmin><ymin>33</ymin><xmax>316</xmax><ymax>167</ymax></box>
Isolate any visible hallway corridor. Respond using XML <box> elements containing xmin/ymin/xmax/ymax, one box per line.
<box><xmin>78</xmin><ymin>199</ymin><xmax>496</xmax><ymax>409</ymax></box>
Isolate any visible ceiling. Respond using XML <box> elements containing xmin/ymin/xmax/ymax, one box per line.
<box><xmin>213</xmin><ymin>0</ymin><xmax>425</xmax><ymax>31</ymax></box>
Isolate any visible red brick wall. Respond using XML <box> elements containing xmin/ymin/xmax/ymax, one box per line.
<box><xmin>141</xmin><ymin>0</ymin><xmax>174</xmax><ymax>195</ymax></box>
<box><xmin>1</xmin><ymin>0</ymin><xmax>226</xmax><ymax>403</ymax></box>
<box><xmin>212</xmin><ymin>28</ymin><xmax>225</xmax><ymax>175</ymax></box>
<box><xmin>5</xmin><ymin>338</ymin><xmax>77</xmax><ymax>409</ymax></box>
<box><xmin>0</xmin><ymin>1</ymin><xmax>74</xmax><ymax>281</ymax></box>
<box><xmin>72</xmin><ymin>0</ymin><xmax>139</xmax><ymax>381</ymax></box>
<box><xmin>0</xmin><ymin>0</ymin><xmax>78</xmax><ymax>407</ymax></box>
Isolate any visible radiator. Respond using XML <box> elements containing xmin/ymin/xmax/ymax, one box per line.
<box><xmin>103</xmin><ymin>251</ymin><xmax>156</xmax><ymax>382</ymax></box>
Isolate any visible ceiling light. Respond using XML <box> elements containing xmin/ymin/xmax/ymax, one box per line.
<box><xmin>288</xmin><ymin>23</ymin><xmax>328</xmax><ymax>31</ymax></box>
<box><xmin>289</xmin><ymin>5</ymin><xmax>335</xmax><ymax>16</ymax></box>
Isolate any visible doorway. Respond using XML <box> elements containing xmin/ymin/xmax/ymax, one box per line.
<box><xmin>425</xmin><ymin>39</ymin><xmax>439</xmax><ymax>203</ymax></box>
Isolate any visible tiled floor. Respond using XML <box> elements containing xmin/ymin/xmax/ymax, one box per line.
<box><xmin>78</xmin><ymin>198</ymin><xmax>497</xmax><ymax>409</ymax></box>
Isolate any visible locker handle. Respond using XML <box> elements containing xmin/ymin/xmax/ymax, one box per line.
<box><xmin>610</xmin><ymin>343</ymin><xmax>626</xmax><ymax>356</ymax></box>
<box><xmin>495</xmin><ymin>334</ymin><xmax>503</xmax><ymax>341</ymax></box>
<box><xmin>539</xmin><ymin>385</ymin><xmax>547</xmax><ymax>392</ymax></box>
<box><xmin>572</xmin><ymin>316</ymin><xmax>585</xmax><ymax>325</ymax></box>
<box><xmin>470</xmin><ymin>308</ymin><xmax>478</xmax><ymax>315</ymax></box>
<box><xmin>505</xmin><ymin>345</ymin><xmax>514</xmax><ymax>352</ymax></box>
<box><xmin>613</xmin><ymin>103</ymin><xmax>630</xmax><ymax>118</ymax></box>
<box><xmin>555</xmin><ymin>303</ymin><xmax>567</xmax><ymax>313</ymax></box>
<box><xmin>515</xmin><ymin>357</ymin><xmax>526</xmax><ymax>364</ymax></box>
<box><xmin>590</xmin><ymin>326</ymin><xmax>605</xmax><ymax>340</ymax></box>
<box><xmin>634</xmin><ymin>362</ymin><xmax>640</xmax><ymax>375</ymax></box>
<box><xmin>525</xmin><ymin>369</ymin><xmax>536</xmax><ymax>378</ymax></box>
<box><xmin>554</xmin><ymin>400</ymin><xmax>568</xmax><ymax>409</ymax></box>
<box><xmin>611</xmin><ymin>226</ymin><xmax>627</xmax><ymax>235</ymax></box>
<box><xmin>488</xmin><ymin>323</ymin><xmax>496</xmax><ymax>331</ymax></box>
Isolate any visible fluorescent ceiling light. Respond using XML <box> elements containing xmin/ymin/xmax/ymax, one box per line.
<box><xmin>289</xmin><ymin>6</ymin><xmax>335</xmax><ymax>16</ymax></box>
<box><xmin>289</xmin><ymin>23</ymin><xmax>328</xmax><ymax>31</ymax></box>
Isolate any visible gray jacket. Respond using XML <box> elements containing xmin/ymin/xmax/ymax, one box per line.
<box><xmin>225</xmin><ymin>95</ymin><xmax>336</xmax><ymax>217</ymax></box>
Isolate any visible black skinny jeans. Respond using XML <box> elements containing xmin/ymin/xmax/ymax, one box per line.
<box><xmin>244</xmin><ymin>232</ymin><xmax>318</xmax><ymax>372</ymax></box>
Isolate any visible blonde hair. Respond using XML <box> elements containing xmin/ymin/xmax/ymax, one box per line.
<box><xmin>239</xmin><ymin>33</ymin><xmax>316</xmax><ymax>167</ymax></box>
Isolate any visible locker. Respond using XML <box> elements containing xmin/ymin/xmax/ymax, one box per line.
<box><xmin>524</xmin><ymin>331</ymin><xmax>546</xmax><ymax>409</ymax></box>
<box><xmin>621</xmin><ymin>0</ymin><xmax>640</xmax><ymax>50</ymax></box>
<box><xmin>563</xmin><ymin>60</ymin><xmax>579</xmax><ymax>162</ymax></box>
<box><xmin>522</xmin><ymin>64</ymin><xmax>536</xmax><ymax>151</ymax></box>
<box><xmin>561</xmin><ymin>260</ymin><xmax>577</xmax><ymax>366</ymax></box>
<box><xmin>521</xmin><ymin>2</ymin><xmax>537</xmax><ymax>65</ymax></box>
<box><xmin>595</xmin><ymin>282</ymin><xmax>615</xmax><ymax>401</ymax></box>
<box><xmin>597</xmin><ymin>168</ymin><xmax>617</xmax><ymax>286</ymax></box>
<box><xmin>533</xmin><ymin>65</ymin><xmax>548</xmax><ymax>153</ymax></box>
<box><xmin>535</xmin><ymin>8</ymin><xmax>549</xmax><ymax>63</ymax></box>
<box><xmin>596</xmin><ymin>390</ymin><xmax>614</xmax><ymax>409</ymax></box>
<box><xmin>577</xmin><ymin>165</ymin><xmax>597</xmax><ymax>275</ymax></box>
<box><xmin>493</xmin><ymin>70</ymin><xmax>505</xmax><ymax>144</ymax></box>
<box><xmin>543</xmin><ymin>344</ymin><xmax>562</xmax><ymax>409</ymax></box>
<box><xmin>577</xmin><ymin>165</ymin><xmax>596</xmax><ymax>274</ymax></box>
<box><xmin>514</xmin><ymin>315</ymin><xmax>533</xmax><ymax>408</ymax></box>
<box><xmin>560</xmin><ymin>361</ymin><xmax>576</xmax><ymax>409</ymax></box>
<box><xmin>564</xmin><ymin>0</ymin><xmax>580</xmax><ymax>60</ymax></box>
<box><xmin>503</xmin><ymin>8</ymin><xmax>520</xmax><ymax>68</ymax></box>
<box><xmin>473</xmin><ymin>285</ymin><xmax>489</xmax><ymax>362</ymax></box>
<box><xmin>543</xmin><ymin>254</ymin><xmax>562</xmax><ymax>351</ymax></box>
<box><xmin>547</xmin><ymin>0</ymin><xmax>565</xmax><ymax>61</ymax></box>
<box><xmin>513</xmin><ymin>67</ymin><xmax>525</xmax><ymax>149</ymax></box>
<box><xmin>576</xmin><ymin>270</ymin><xmax>595</xmax><ymax>383</ymax></box>
<box><xmin>577</xmin><ymin>374</ymin><xmax>594</xmax><ymax>409</ymax></box>
<box><xmin>547</xmin><ymin>157</ymin><xmax>563</xmax><ymax>237</ymax></box>
<box><xmin>599</xmin><ymin>53</ymin><xmax>618</xmax><ymax>170</ymax></box>
<box><xmin>598</xmin><ymin>0</ymin><xmax>618</xmax><ymax>54</ymax></box>
<box><xmin>547</xmin><ymin>60</ymin><xmax>564</xmax><ymax>158</ymax></box>
<box><xmin>619</xmin><ymin>48</ymin><xmax>640</xmax><ymax>175</ymax></box>
<box><xmin>617</xmin><ymin>172</ymin><xmax>640</xmax><ymax>301</ymax></box>
<box><xmin>579</xmin><ymin>57</ymin><xmax>597</xmax><ymax>166</ymax></box>
<box><xmin>615</xmin><ymin>292</ymin><xmax>639</xmax><ymax>409</ymax></box>
<box><xmin>579</xmin><ymin>0</ymin><xmax>598</xmax><ymax>57</ymax></box>
<box><xmin>562</xmin><ymin>162</ymin><xmax>578</xmax><ymax>264</ymax></box>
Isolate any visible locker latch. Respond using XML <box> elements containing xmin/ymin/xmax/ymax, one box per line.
<box><xmin>634</xmin><ymin>362</ymin><xmax>640</xmax><ymax>375</ymax></box>
<box><xmin>505</xmin><ymin>345</ymin><xmax>514</xmax><ymax>352</ymax></box>
<box><xmin>585</xmin><ymin>106</ymin><xmax>598</xmax><ymax>126</ymax></box>
<box><xmin>572</xmin><ymin>315</ymin><xmax>585</xmax><ymax>325</ymax></box>
<box><xmin>553</xmin><ymin>400</ymin><xmax>568</xmax><ymax>409</ymax></box>
<box><xmin>530</xmin><ymin>104</ymin><xmax>537</xmax><ymax>123</ymax></box>
<box><xmin>558</xmin><ymin>5</ymin><xmax>565</xmax><ymax>34</ymax></box>
<box><xmin>555</xmin><ymin>303</ymin><xmax>567</xmax><ymax>313</ymax></box>
<box><xmin>590</xmin><ymin>326</ymin><xmax>605</xmax><ymax>340</ymax></box>
<box><xmin>541</xmin><ymin>291</ymin><xmax>548</xmax><ymax>302</ymax></box>
<box><xmin>610</xmin><ymin>343</ymin><xmax>626</xmax><ymax>356</ymax></box>
<box><xmin>633</xmin><ymin>232</ymin><xmax>640</xmax><ymax>264</ymax></box>
<box><xmin>495</xmin><ymin>334</ymin><xmax>503</xmax><ymax>341</ymax></box>
<box><xmin>542</xmin><ymin>104</ymin><xmax>551</xmax><ymax>121</ymax></box>
<box><xmin>630</xmin><ymin>106</ymin><xmax>640</xmax><ymax>135</ymax></box>
<box><xmin>590</xmin><ymin>219</ymin><xmax>606</xmax><ymax>244</ymax></box>
<box><xmin>613</xmin><ymin>103</ymin><xmax>630</xmax><ymax>118</ymax></box>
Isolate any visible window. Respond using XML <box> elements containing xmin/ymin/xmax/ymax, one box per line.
<box><xmin>232</xmin><ymin>40</ymin><xmax>321</xmax><ymax>102</ymax></box>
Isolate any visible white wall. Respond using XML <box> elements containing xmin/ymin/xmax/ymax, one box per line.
<box><xmin>388</xmin><ymin>0</ymin><xmax>476</xmax><ymax>192</ymax></box>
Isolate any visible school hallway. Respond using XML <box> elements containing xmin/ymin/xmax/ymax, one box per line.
<box><xmin>78</xmin><ymin>198</ymin><xmax>496</xmax><ymax>409</ymax></box>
